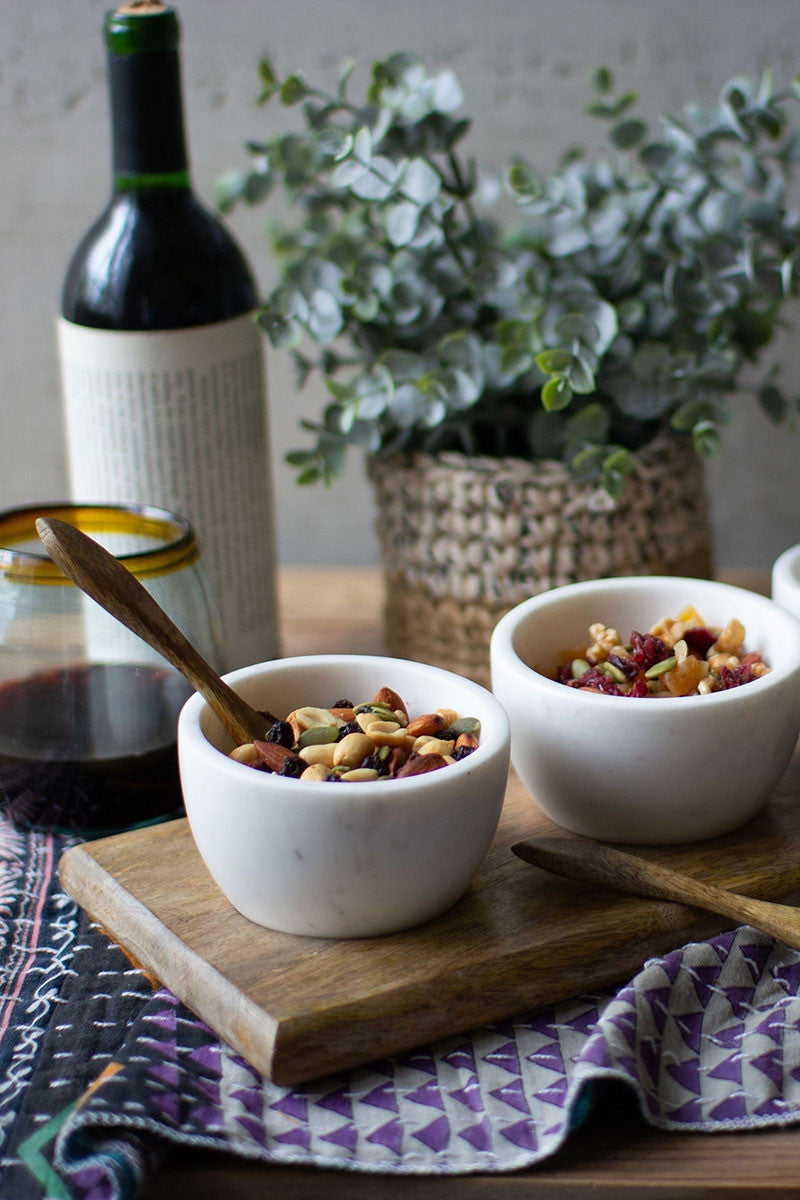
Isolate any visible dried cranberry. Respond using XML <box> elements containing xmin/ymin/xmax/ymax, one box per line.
<box><xmin>607</xmin><ymin>652</ymin><xmax>639</xmax><ymax>680</ymax></box>
<box><xmin>630</xmin><ymin>631</ymin><xmax>671</xmax><ymax>670</ymax></box>
<box><xmin>558</xmin><ymin>663</ymin><xmax>574</xmax><ymax>685</ymax></box>
<box><xmin>569</xmin><ymin>667</ymin><xmax>623</xmax><ymax>696</ymax></box>
<box><xmin>719</xmin><ymin>663</ymin><xmax>755</xmax><ymax>689</ymax></box>
<box><xmin>624</xmin><ymin>676</ymin><xmax>649</xmax><ymax>698</ymax></box>
<box><xmin>683</xmin><ymin>627</ymin><xmax>717</xmax><ymax>657</ymax></box>
<box><xmin>266</xmin><ymin>720</ymin><xmax>295</xmax><ymax>748</ymax></box>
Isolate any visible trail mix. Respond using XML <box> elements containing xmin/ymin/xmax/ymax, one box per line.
<box><xmin>229</xmin><ymin>686</ymin><xmax>481</xmax><ymax>781</ymax></box>
<box><xmin>550</xmin><ymin>606</ymin><xmax>770</xmax><ymax>697</ymax></box>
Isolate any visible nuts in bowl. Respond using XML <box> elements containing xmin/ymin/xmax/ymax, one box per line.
<box><xmin>178</xmin><ymin>655</ymin><xmax>510</xmax><ymax>937</ymax></box>
<box><xmin>490</xmin><ymin>576</ymin><xmax>800</xmax><ymax>844</ymax></box>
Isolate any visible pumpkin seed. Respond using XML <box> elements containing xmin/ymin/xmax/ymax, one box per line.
<box><xmin>570</xmin><ymin>658</ymin><xmax>591</xmax><ymax>679</ymax></box>
<box><xmin>449</xmin><ymin>715</ymin><xmax>481</xmax><ymax>736</ymax></box>
<box><xmin>597</xmin><ymin>661</ymin><xmax>627</xmax><ymax>683</ymax></box>
<box><xmin>645</xmin><ymin>655</ymin><xmax>677</xmax><ymax>678</ymax></box>
<box><xmin>297</xmin><ymin>724</ymin><xmax>340</xmax><ymax>748</ymax></box>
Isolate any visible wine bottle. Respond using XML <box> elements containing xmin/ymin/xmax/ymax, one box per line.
<box><xmin>58</xmin><ymin>1</ymin><xmax>278</xmax><ymax>672</ymax></box>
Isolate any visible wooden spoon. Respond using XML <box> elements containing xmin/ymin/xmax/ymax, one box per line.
<box><xmin>513</xmin><ymin>835</ymin><xmax>800</xmax><ymax>950</ymax></box>
<box><xmin>36</xmin><ymin>516</ymin><xmax>270</xmax><ymax>747</ymax></box>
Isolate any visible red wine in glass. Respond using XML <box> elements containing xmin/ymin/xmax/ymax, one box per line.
<box><xmin>0</xmin><ymin>661</ymin><xmax>190</xmax><ymax>835</ymax></box>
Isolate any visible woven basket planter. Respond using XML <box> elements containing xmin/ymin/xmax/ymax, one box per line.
<box><xmin>368</xmin><ymin>434</ymin><xmax>713</xmax><ymax>689</ymax></box>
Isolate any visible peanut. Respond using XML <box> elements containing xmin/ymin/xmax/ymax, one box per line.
<box><xmin>300</xmin><ymin>763</ymin><xmax>329</xmax><ymax>781</ymax></box>
<box><xmin>333</xmin><ymin>732</ymin><xmax>374</xmax><ymax>768</ymax></box>
<box><xmin>298</xmin><ymin>742</ymin><xmax>337</xmax><ymax>767</ymax></box>
<box><xmin>229</xmin><ymin>742</ymin><xmax>260</xmax><ymax>764</ymax></box>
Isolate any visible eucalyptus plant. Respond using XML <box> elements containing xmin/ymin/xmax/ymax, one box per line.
<box><xmin>220</xmin><ymin>55</ymin><xmax>800</xmax><ymax>496</ymax></box>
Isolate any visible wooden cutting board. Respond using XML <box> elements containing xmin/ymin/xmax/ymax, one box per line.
<box><xmin>59</xmin><ymin>748</ymin><xmax>800</xmax><ymax>1086</ymax></box>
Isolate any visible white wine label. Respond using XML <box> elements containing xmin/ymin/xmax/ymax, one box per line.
<box><xmin>58</xmin><ymin>313</ymin><xmax>279</xmax><ymax>671</ymax></box>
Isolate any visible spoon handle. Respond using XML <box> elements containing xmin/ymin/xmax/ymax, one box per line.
<box><xmin>513</xmin><ymin>836</ymin><xmax>800</xmax><ymax>951</ymax></box>
<box><xmin>36</xmin><ymin>517</ymin><xmax>267</xmax><ymax>746</ymax></box>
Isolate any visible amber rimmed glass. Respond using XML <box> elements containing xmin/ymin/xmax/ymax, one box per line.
<box><xmin>0</xmin><ymin>502</ymin><xmax>223</xmax><ymax>835</ymax></box>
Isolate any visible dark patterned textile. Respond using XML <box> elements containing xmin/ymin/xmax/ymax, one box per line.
<box><xmin>3</xmin><ymin>810</ymin><xmax>800</xmax><ymax>1199</ymax></box>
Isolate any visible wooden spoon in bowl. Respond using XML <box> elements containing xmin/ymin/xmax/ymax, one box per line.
<box><xmin>513</xmin><ymin>836</ymin><xmax>800</xmax><ymax>950</ymax></box>
<box><xmin>36</xmin><ymin>516</ymin><xmax>270</xmax><ymax>747</ymax></box>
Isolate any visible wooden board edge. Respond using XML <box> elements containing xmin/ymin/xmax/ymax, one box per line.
<box><xmin>58</xmin><ymin>844</ymin><xmax>282</xmax><ymax>1080</ymax></box>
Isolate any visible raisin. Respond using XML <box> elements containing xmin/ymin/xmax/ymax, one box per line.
<box><xmin>278</xmin><ymin>757</ymin><xmax>305</xmax><ymax>778</ymax></box>
<box><xmin>337</xmin><ymin>720</ymin><xmax>362</xmax><ymax>740</ymax></box>
<box><xmin>453</xmin><ymin>745</ymin><xmax>475</xmax><ymax>760</ymax></box>
<box><xmin>266</xmin><ymin>721</ymin><xmax>295</xmax><ymax>748</ymax></box>
<box><xmin>332</xmin><ymin>698</ymin><xmax>354</xmax><ymax>709</ymax></box>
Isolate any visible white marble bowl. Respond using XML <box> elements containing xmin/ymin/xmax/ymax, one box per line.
<box><xmin>178</xmin><ymin>654</ymin><xmax>510</xmax><ymax>937</ymax></box>
<box><xmin>772</xmin><ymin>544</ymin><xmax>800</xmax><ymax>622</ymax></box>
<box><xmin>490</xmin><ymin>576</ymin><xmax>800</xmax><ymax>844</ymax></box>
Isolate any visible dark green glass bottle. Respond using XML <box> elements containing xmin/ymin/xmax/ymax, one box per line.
<box><xmin>59</xmin><ymin>3</ymin><xmax>278</xmax><ymax>670</ymax></box>
<box><xmin>61</xmin><ymin>4</ymin><xmax>255</xmax><ymax>329</ymax></box>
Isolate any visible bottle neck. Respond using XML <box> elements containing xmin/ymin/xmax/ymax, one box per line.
<box><xmin>108</xmin><ymin>43</ymin><xmax>190</xmax><ymax>191</ymax></box>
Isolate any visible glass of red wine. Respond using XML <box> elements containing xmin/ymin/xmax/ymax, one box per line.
<box><xmin>0</xmin><ymin>503</ymin><xmax>224</xmax><ymax>836</ymax></box>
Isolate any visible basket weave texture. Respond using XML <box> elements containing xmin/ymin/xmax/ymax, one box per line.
<box><xmin>369</xmin><ymin>434</ymin><xmax>713</xmax><ymax>688</ymax></box>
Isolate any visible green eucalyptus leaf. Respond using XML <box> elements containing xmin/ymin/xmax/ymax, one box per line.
<box><xmin>307</xmin><ymin>290</ymin><xmax>343</xmax><ymax>342</ymax></box>
<box><xmin>508</xmin><ymin>160</ymin><xmax>542</xmax><ymax>199</ymax></box>
<box><xmin>592</xmin><ymin>66</ymin><xmax>614</xmax><ymax>95</ymax></box>
<box><xmin>351</xmin><ymin>156</ymin><xmax>399</xmax><ymax>200</ymax></box>
<box><xmin>536</xmin><ymin>348</ymin><xmax>574</xmax><ymax>374</ymax></box>
<box><xmin>567</xmin><ymin>354</ymin><xmax>596</xmax><ymax>394</ymax></box>
<box><xmin>281</xmin><ymin>74</ymin><xmax>311</xmax><ymax>105</ymax></box>
<box><xmin>610</xmin><ymin>118</ymin><xmax>647</xmax><ymax>149</ymax></box>
<box><xmin>317</xmin><ymin>129</ymin><xmax>354</xmax><ymax>160</ymax></box>
<box><xmin>758</xmin><ymin>383</ymin><xmax>787</xmax><ymax>422</ymax></box>
<box><xmin>571</xmin><ymin>444</ymin><xmax>605</xmax><ymax>480</ymax></box>
<box><xmin>541</xmin><ymin>377</ymin><xmax>574</xmax><ymax>411</ymax></box>
<box><xmin>401</xmin><ymin>158</ymin><xmax>441</xmax><ymax>205</ymax></box>
<box><xmin>295</xmin><ymin>466</ymin><xmax>321</xmax><ymax>485</ymax></box>
<box><xmin>385</xmin><ymin>201</ymin><xmax>420</xmax><ymax>246</ymax></box>
<box><xmin>500</xmin><ymin>347</ymin><xmax>534</xmax><ymax>376</ymax></box>
<box><xmin>692</xmin><ymin>420</ymin><xmax>723</xmax><ymax>458</ymax></box>
<box><xmin>433</xmin><ymin>70</ymin><xmax>465</xmax><ymax>113</ymax></box>
<box><xmin>337</xmin><ymin>59</ymin><xmax>355</xmax><ymax>99</ymax></box>
<box><xmin>332</xmin><ymin>157</ymin><xmax>369</xmax><ymax>188</ymax></box>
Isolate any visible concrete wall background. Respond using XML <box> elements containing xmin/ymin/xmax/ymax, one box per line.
<box><xmin>2</xmin><ymin>0</ymin><xmax>799</xmax><ymax>568</ymax></box>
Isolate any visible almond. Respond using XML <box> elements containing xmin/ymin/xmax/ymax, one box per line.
<box><xmin>406</xmin><ymin>712</ymin><xmax>445</xmax><ymax>738</ymax></box>
<box><xmin>372</xmin><ymin>686</ymin><xmax>408</xmax><ymax>719</ymax></box>
<box><xmin>252</xmin><ymin>740</ymin><xmax>299</xmax><ymax>772</ymax></box>
<box><xmin>329</xmin><ymin>706</ymin><xmax>356</xmax><ymax>722</ymax></box>
<box><xmin>455</xmin><ymin>732</ymin><xmax>479</xmax><ymax>751</ymax></box>
<box><xmin>386</xmin><ymin>744</ymin><xmax>412</xmax><ymax>775</ymax></box>
<box><xmin>396</xmin><ymin>752</ymin><xmax>449</xmax><ymax>777</ymax></box>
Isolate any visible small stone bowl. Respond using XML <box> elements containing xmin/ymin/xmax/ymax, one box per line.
<box><xmin>178</xmin><ymin>654</ymin><xmax>510</xmax><ymax>937</ymax></box>
<box><xmin>772</xmin><ymin>544</ymin><xmax>800</xmax><ymax>622</ymax></box>
<box><xmin>490</xmin><ymin>576</ymin><xmax>800</xmax><ymax>844</ymax></box>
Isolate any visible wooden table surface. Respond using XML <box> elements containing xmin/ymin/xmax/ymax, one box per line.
<box><xmin>145</xmin><ymin>565</ymin><xmax>800</xmax><ymax>1199</ymax></box>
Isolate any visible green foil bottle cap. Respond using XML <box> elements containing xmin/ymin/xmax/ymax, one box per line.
<box><xmin>105</xmin><ymin>3</ymin><xmax>180</xmax><ymax>56</ymax></box>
